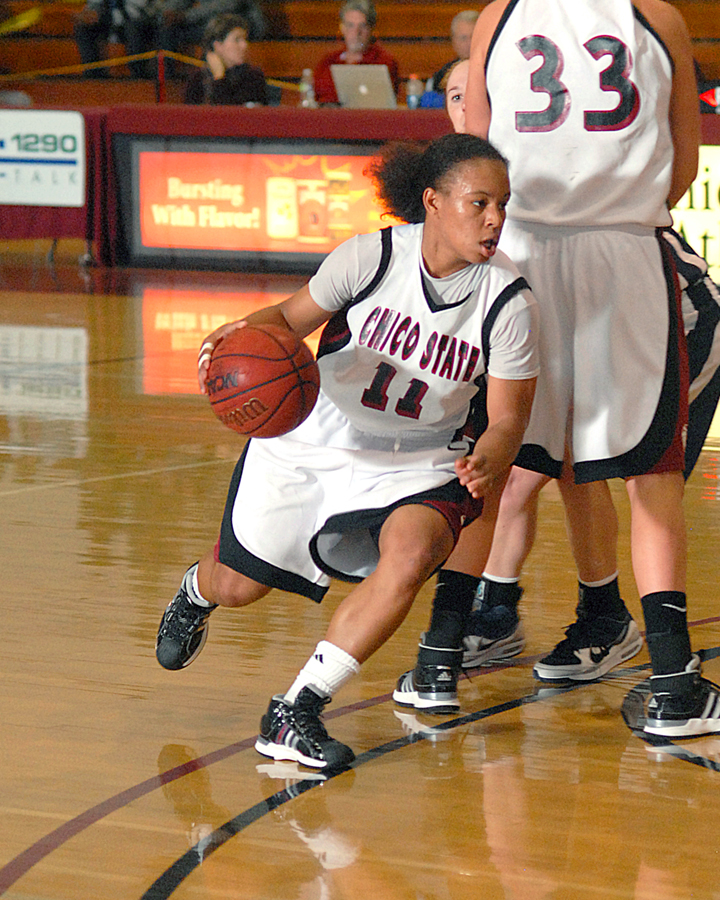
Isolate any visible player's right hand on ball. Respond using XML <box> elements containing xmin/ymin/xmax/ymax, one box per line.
<box><xmin>197</xmin><ymin>320</ymin><xmax>247</xmax><ymax>393</ymax></box>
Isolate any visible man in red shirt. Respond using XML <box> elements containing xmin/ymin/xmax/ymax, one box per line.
<box><xmin>313</xmin><ymin>0</ymin><xmax>400</xmax><ymax>105</ymax></box>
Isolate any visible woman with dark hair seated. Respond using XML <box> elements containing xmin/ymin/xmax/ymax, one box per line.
<box><xmin>184</xmin><ymin>13</ymin><xmax>267</xmax><ymax>105</ymax></box>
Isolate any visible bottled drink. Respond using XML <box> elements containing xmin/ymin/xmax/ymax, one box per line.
<box><xmin>405</xmin><ymin>74</ymin><xmax>423</xmax><ymax>110</ymax></box>
<box><xmin>299</xmin><ymin>68</ymin><xmax>317</xmax><ymax>108</ymax></box>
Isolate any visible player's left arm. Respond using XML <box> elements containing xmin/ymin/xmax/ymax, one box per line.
<box><xmin>455</xmin><ymin>374</ymin><xmax>536</xmax><ymax>499</ymax></box>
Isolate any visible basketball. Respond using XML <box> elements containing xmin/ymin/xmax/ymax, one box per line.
<box><xmin>206</xmin><ymin>324</ymin><xmax>320</xmax><ymax>438</ymax></box>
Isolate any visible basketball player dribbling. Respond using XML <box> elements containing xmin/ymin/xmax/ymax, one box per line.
<box><xmin>154</xmin><ymin>134</ymin><xmax>540</xmax><ymax>768</ymax></box>
<box><xmin>404</xmin><ymin>0</ymin><xmax>720</xmax><ymax>738</ymax></box>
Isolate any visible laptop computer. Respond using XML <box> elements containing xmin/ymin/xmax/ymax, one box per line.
<box><xmin>330</xmin><ymin>64</ymin><xmax>398</xmax><ymax>109</ymax></box>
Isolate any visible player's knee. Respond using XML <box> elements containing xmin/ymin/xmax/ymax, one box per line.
<box><xmin>381</xmin><ymin>534</ymin><xmax>452</xmax><ymax>592</ymax></box>
<box><xmin>502</xmin><ymin>466</ymin><xmax>548</xmax><ymax>508</ymax></box>
<box><xmin>212</xmin><ymin>567</ymin><xmax>269</xmax><ymax>607</ymax></box>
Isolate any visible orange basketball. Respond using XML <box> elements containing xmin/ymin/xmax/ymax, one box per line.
<box><xmin>206</xmin><ymin>324</ymin><xmax>320</xmax><ymax>438</ymax></box>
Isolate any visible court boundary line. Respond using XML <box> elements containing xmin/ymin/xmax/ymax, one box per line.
<box><xmin>0</xmin><ymin>459</ymin><xmax>232</xmax><ymax>498</ymax></box>
<box><xmin>1</xmin><ymin>634</ymin><xmax>718</xmax><ymax>896</ymax></box>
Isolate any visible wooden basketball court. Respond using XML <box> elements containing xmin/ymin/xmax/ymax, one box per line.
<box><xmin>2</xmin><ymin>238</ymin><xmax>720</xmax><ymax>900</ymax></box>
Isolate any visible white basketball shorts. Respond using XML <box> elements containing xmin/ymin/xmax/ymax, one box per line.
<box><xmin>500</xmin><ymin>221</ymin><xmax>688</xmax><ymax>483</ymax></box>
<box><xmin>214</xmin><ymin>435</ymin><xmax>484</xmax><ymax>601</ymax></box>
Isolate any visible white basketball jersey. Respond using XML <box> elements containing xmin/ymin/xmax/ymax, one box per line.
<box><xmin>486</xmin><ymin>0</ymin><xmax>674</xmax><ymax>226</ymax></box>
<box><xmin>294</xmin><ymin>224</ymin><xmax>538</xmax><ymax>452</ymax></box>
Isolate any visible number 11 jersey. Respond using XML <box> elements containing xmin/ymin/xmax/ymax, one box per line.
<box><xmin>295</xmin><ymin>223</ymin><xmax>539</xmax><ymax>454</ymax></box>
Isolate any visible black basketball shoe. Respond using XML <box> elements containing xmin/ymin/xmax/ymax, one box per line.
<box><xmin>462</xmin><ymin>579</ymin><xmax>526</xmax><ymax>668</ymax></box>
<box><xmin>645</xmin><ymin>656</ymin><xmax>720</xmax><ymax>738</ymax></box>
<box><xmin>394</xmin><ymin>637</ymin><xmax>463</xmax><ymax>713</ymax></box>
<box><xmin>255</xmin><ymin>686</ymin><xmax>355</xmax><ymax>770</ymax></box>
<box><xmin>393</xmin><ymin>666</ymin><xmax>461</xmax><ymax>714</ymax></box>
<box><xmin>156</xmin><ymin>564</ymin><xmax>217</xmax><ymax>670</ymax></box>
<box><xmin>533</xmin><ymin>612</ymin><xmax>642</xmax><ymax>682</ymax></box>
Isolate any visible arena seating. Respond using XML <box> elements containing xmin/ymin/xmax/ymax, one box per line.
<box><xmin>1</xmin><ymin>0</ymin><xmax>719</xmax><ymax>106</ymax></box>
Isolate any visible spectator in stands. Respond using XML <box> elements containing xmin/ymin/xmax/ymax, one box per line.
<box><xmin>313</xmin><ymin>0</ymin><xmax>400</xmax><ymax>106</ymax></box>
<box><xmin>73</xmin><ymin>0</ymin><xmax>157</xmax><ymax>78</ymax></box>
<box><xmin>184</xmin><ymin>13</ymin><xmax>267</xmax><ymax>104</ymax></box>
<box><xmin>157</xmin><ymin>0</ymin><xmax>265</xmax><ymax>75</ymax></box>
<box><xmin>425</xmin><ymin>9</ymin><xmax>478</xmax><ymax>93</ymax></box>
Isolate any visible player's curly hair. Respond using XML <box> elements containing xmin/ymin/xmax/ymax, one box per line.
<box><xmin>365</xmin><ymin>133</ymin><xmax>507</xmax><ymax>224</ymax></box>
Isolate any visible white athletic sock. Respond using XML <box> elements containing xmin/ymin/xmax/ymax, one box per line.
<box><xmin>284</xmin><ymin>641</ymin><xmax>360</xmax><ymax>705</ymax></box>
<box><xmin>186</xmin><ymin>563</ymin><xmax>214</xmax><ymax>608</ymax></box>
<box><xmin>482</xmin><ymin>573</ymin><xmax>520</xmax><ymax>584</ymax></box>
<box><xmin>580</xmin><ymin>571</ymin><xmax>619</xmax><ymax>589</ymax></box>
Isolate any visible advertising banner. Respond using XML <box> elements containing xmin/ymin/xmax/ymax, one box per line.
<box><xmin>0</xmin><ymin>110</ymin><xmax>85</xmax><ymax>207</ymax></box>
<box><xmin>125</xmin><ymin>139</ymin><xmax>399</xmax><ymax>266</ymax></box>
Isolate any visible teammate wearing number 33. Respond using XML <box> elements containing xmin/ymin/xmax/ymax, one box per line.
<box><xmin>472</xmin><ymin>0</ymin><xmax>697</xmax><ymax>475</ymax></box>
<box><xmin>154</xmin><ymin>134</ymin><xmax>539</xmax><ymax>768</ymax></box>
<box><xmin>456</xmin><ymin>0</ymin><xmax>720</xmax><ymax>738</ymax></box>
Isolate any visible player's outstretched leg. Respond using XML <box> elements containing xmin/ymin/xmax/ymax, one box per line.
<box><xmin>644</xmin><ymin>655</ymin><xmax>720</xmax><ymax>738</ymax></box>
<box><xmin>267</xmin><ymin>502</ymin><xmax>455</xmax><ymax>763</ymax></box>
<box><xmin>156</xmin><ymin>562</ymin><xmax>217</xmax><ymax>670</ymax></box>
<box><xmin>462</xmin><ymin>577</ymin><xmax>526</xmax><ymax>668</ymax></box>
<box><xmin>394</xmin><ymin>634</ymin><xmax>463</xmax><ymax>714</ymax></box>
<box><xmin>255</xmin><ymin>685</ymin><xmax>356</xmax><ymax>770</ymax></box>
<box><xmin>533</xmin><ymin>578</ymin><xmax>642</xmax><ymax>682</ymax></box>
